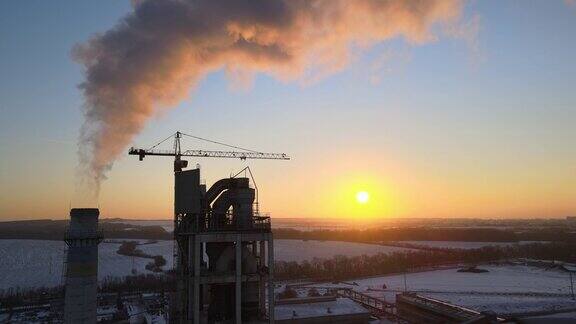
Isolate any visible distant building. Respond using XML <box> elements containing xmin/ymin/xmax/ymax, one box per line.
<box><xmin>396</xmin><ymin>293</ymin><xmax>500</xmax><ymax>324</ymax></box>
<box><xmin>275</xmin><ymin>296</ymin><xmax>371</xmax><ymax>324</ymax></box>
<box><xmin>567</xmin><ymin>216</ymin><xmax>576</xmax><ymax>228</ymax></box>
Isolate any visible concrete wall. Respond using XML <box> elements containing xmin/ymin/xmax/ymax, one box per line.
<box><xmin>175</xmin><ymin>168</ymin><xmax>204</xmax><ymax>214</ymax></box>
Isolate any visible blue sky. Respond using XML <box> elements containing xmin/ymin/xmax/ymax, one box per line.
<box><xmin>1</xmin><ymin>1</ymin><xmax>575</xmax><ymax>220</ymax></box>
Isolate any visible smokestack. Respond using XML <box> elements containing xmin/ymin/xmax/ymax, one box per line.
<box><xmin>74</xmin><ymin>0</ymin><xmax>469</xmax><ymax>194</ymax></box>
<box><xmin>63</xmin><ymin>208</ymin><xmax>102</xmax><ymax>324</ymax></box>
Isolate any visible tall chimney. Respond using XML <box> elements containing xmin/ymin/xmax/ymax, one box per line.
<box><xmin>63</xmin><ymin>208</ymin><xmax>102</xmax><ymax>324</ymax></box>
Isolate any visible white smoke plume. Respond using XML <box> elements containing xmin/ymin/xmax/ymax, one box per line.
<box><xmin>74</xmin><ymin>0</ymin><xmax>469</xmax><ymax>196</ymax></box>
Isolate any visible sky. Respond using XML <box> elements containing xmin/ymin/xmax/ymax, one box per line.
<box><xmin>0</xmin><ymin>1</ymin><xmax>575</xmax><ymax>221</ymax></box>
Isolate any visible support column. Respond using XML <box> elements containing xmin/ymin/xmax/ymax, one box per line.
<box><xmin>235</xmin><ymin>234</ymin><xmax>242</xmax><ymax>324</ymax></box>
<box><xmin>267</xmin><ymin>235</ymin><xmax>275</xmax><ymax>323</ymax></box>
<box><xmin>187</xmin><ymin>237</ymin><xmax>193</xmax><ymax>322</ymax></box>
<box><xmin>259</xmin><ymin>240</ymin><xmax>266</xmax><ymax>316</ymax></box>
<box><xmin>193</xmin><ymin>236</ymin><xmax>201</xmax><ymax>324</ymax></box>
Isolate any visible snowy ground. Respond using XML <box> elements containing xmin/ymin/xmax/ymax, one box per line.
<box><xmin>307</xmin><ymin>265</ymin><xmax>576</xmax><ymax>315</ymax></box>
<box><xmin>3</xmin><ymin>239</ymin><xmax>574</xmax><ymax>316</ymax></box>
<box><xmin>397</xmin><ymin>240</ymin><xmax>544</xmax><ymax>250</ymax></box>
<box><xmin>275</xmin><ymin>240</ymin><xmax>412</xmax><ymax>262</ymax></box>
<box><xmin>0</xmin><ymin>240</ymin><xmax>160</xmax><ymax>290</ymax></box>
<box><xmin>0</xmin><ymin>240</ymin><xmax>66</xmax><ymax>290</ymax></box>
<box><xmin>133</xmin><ymin>239</ymin><xmax>412</xmax><ymax>264</ymax></box>
<box><xmin>397</xmin><ymin>241</ymin><xmax>516</xmax><ymax>249</ymax></box>
<box><xmin>0</xmin><ymin>239</ymin><xmax>411</xmax><ymax>290</ymax></box>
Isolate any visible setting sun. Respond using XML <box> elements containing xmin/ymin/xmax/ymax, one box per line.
<box><xmin>356</xmin><ymin>191</ymin><xmax>369</xmax><ymax>204</ymax></box>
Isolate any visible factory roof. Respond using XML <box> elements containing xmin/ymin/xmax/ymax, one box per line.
<box><xmin>275</xmin><ymin>297</ymin><xmax>369</xmax><ymax>321</ymax></box>
<box><xmin>397</xmin><ymin>293</ymin><xmax>485</xmax><ymax>321</ymax></box>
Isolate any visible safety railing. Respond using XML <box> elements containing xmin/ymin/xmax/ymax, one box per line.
<box><xmin>176</xmin><ymin>212</ymin><xmax>271</xmax><ymax>234</ymax></box>
<box><xmin>64</xmin><ymin>227</ymin><xmax>104</xmax><ymax>246</ymax></box>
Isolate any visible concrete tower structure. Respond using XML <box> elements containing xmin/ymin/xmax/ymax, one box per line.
<box><xmin>173</xmin><ymin>168</ymin><xmax>274</xmax><ymax>323</ymax></box>
<box><xmin>63</xmin><ymin>208</ymin><xmax>103</xmax><ymax>324</ymax></box>
<box><xmin>128</xmin><ymin>131</ymin><xmax>287</xmax><ymax>323</ymax></box>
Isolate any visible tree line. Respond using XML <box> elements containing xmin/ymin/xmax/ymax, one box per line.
<box><xmin>273</xmin><ymin>227</ymin><xmax>576</xmax><ymax>243</ymax></box>
<box><xmin>116</xmin><ymin>241</ymin><xmax>167</xmax><ymax>273</ymax></box>
<box><xmin>274</xmin><ymin>242</ymin><xmax>576</xmax><ymax>280</ymax></box>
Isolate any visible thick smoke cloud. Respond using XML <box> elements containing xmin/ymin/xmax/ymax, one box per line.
<box><xmin>74</xmin><ymin>0</ymin><xmax>467</xmax><ymax>197</ymax></box>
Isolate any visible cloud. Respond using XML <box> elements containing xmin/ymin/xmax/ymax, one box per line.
<box><xmin>74</xmin><ymin>0</ymin><xmax>471</xmax><ymax>196</ymax></box>
<box><xmin>443</xmin><ymin>13</ymin><xmax>483</xmax><ymax>64</ymax></box>
<box><xmin>368</xmin><ymin>46</ymin><xmax>413</xmax><ymax>85</ymax></box>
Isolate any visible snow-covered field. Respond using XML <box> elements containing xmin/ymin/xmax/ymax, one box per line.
<box><xmin>133</xmin><ymin>239</ymin><xmax>413</xmax><ymax>264</ymax></box>
<box><xmin>397</xmin><ymin>240</ymin><xmax>544</xmax><ymax>250</ymax></box>
<box><xmin>275</xmin><ymin>240</ymin><xmax>412</xmax><ymax>262</ymax></box>
<box><xmin>0</xmin><ymin>240</ymin><xmax>155</xmax><ymax>290</ymax></box>
<box><xmin>0</xmin><ymin>240</ymin><xmax>65</xmax><ymax>290</ymax></box>
<box><xmin>3</xmin><ymin>239</ymin><xmax>573</xmax><ymax>315</ymax></box>
<box><xmin>0</xmin><ymin>239</ymin><xmax>411</xmax><ymax>290</ymax></box>
<box><xmin>312</xmin><ymin>265</ymin><xmax>576</xmax><ymax>315</ymax></box>
<box><xmin>137</xmin><ymin>240</ymin><xmax>175</xmax><ymax>265</ymax></box>
<box><xmin>398</xmin><ymin>241</ymin><xmax>516</xmax><ymax>249</ymax></box>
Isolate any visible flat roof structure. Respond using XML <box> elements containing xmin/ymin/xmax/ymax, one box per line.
<box><xmin>275</xmin><ymin>297</ymin><xmax>371</xmax><ymax>324</ymax></box>
<box><xmin>397</xmin><ymin>293</ymin><xmax>500</xmax><ymax>323</ymax></box>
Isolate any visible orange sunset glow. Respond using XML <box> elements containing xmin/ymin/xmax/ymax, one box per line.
<box><xmin>0</xmin><ymin>0</ymin><xmax>575</xmax><ymax>222</ymax></box>
<box><xmin>3</xmin><ymin>2</ymin><xmax>576</xmax><ymax>323</ymax></box>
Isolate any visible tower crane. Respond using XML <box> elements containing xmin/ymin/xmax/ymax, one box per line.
<box><xmin>128</xmin><ymin>131</ymin><xmax>290</xmax><ymax>171</ymax></box>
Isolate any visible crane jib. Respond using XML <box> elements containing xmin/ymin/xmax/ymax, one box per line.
<box><xmin>128</xmin><ymin>132</ymin><xmax>290</xmax><ymax>161</ymax></box>
<box><xmin>128</xmin><ymin>147</ymin><xmax>289</xmax><ymax>160</ymax></box>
